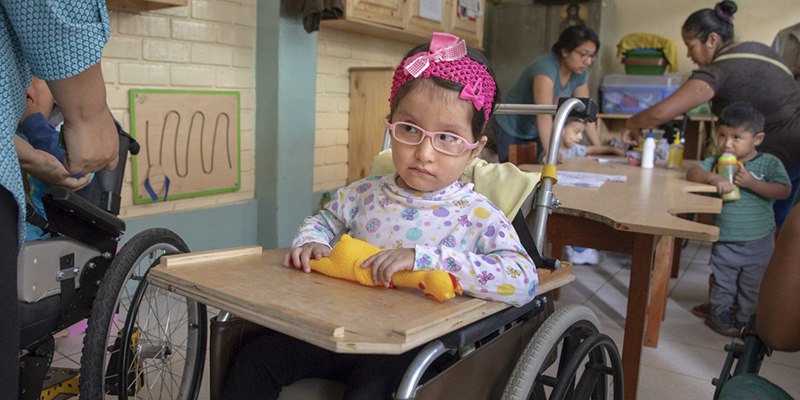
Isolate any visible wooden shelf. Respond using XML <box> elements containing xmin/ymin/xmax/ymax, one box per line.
<box><xmin>596</xmin><ymin>113</ymin><xmax>715</xmax><ymax>160</ymax></box>
<box><xmin>321</xmin><ymin>0</ymin><xmax>485</xmax><ymax>49</ymax></box>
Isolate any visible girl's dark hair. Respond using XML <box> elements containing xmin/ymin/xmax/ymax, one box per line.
<box><xmin>551</xmin><ymin>25</ymin><xmax>600</xmax><ymax>57</ymax></box>
<box><xmin>682</xmin><ymin>1</ymin><xmax>737</xmax><ymax>43</ymax></box>
<box><xmin>389</xmin><ymin>43</ymin><xmax>500</xmax><ymax>143</ymax></box>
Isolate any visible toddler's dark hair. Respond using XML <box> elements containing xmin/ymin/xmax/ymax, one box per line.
<box><xmin>551</xmin><ymin>25</ymin><xmax>600</xmax><ymax>57</ymax></box>
<box><xmin>683</xmin><ymin>1</ymin><xmax>737</xmax><ymax>43</ymax></box>
<box><xmin>389</xmin><ymin>43</ymin><xmax>500</xmax><ymax>144</ymax></box>
<box><xmin>718</xmin><ymin>101</ymin><xmax>764</xmax><ymax>134</ymax></box>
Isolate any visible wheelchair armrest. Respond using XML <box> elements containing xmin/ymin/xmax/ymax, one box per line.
<box><xmin>43</xmin><ymin>186</ymin><xmax>126</xmax><ymax>237</ymax></box>
<box><xmin>438</xmin><ymin>296</ymin><xmax>547</xmax><ymax>348</ymax></box>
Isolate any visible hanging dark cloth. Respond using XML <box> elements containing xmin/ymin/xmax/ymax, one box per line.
<box><xmin>283</xmin><ymin>0</ymin><xmax>344</xmax><ymax>33</ymax></box>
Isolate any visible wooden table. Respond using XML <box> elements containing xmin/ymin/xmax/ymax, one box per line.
<box><xmin>147</xmin><ymin>246</ymin><xmax>574</xmax><ymax>355</ymax></box>
<box><xmin>520</xmin><ymin>158</ymin><xmax>721</xmax><ymax>400</ymax></box>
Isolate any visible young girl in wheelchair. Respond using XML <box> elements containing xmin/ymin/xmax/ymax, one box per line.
<box><xmin>223</xmin><ymin>32</ymin><xmax>537</xmax><ymax>400</ymax></box>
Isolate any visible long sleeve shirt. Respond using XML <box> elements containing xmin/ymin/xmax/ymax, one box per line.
<box><xmin>292</xmin><ymin>173</ymin><xmax>538</xmax><ymax>306</ymax></box>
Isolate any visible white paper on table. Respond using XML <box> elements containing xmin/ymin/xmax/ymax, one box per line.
<box><xmin>556</xmin><ymin>171</ymin><xmax>627</xmax><ymax>188</ymax></box>
<box><xmin>419</xmin><ymin>0</ymin><xmax>443</xmax><ymax>21</ymax></box>
<box><xmin>595</xmin><ymin>157</ymin><xmax>629</xmax><ymax>164</ymax></box>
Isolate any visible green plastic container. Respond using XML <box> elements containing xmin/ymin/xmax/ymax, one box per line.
<box><xmin>623</xmin><ymin>49</ymin><xmax>667</xmax><ymax>75</ymax></box>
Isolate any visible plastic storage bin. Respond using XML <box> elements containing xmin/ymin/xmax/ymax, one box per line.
<box><xmin>601</xmin><ymin>74</ymin><xmax>681</xmax><ymax>114</ymax></box>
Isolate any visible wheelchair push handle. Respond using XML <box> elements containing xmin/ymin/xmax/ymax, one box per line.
<box><xmin>84</xmin><ymin>119</ymin><xmax>139</xmax><ymax>215</ymax></box>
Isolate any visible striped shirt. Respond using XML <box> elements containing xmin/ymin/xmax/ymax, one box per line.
<box><xmin>699</xmin><ymin>152</ymin><xmax>790</xmax><ymax>241</ymax></box>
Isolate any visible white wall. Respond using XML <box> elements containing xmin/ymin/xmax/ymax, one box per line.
<box><xmin>313</xmin><ymin>28</ymin><xmax>412</xmax><ymax>192</ymax></box>
<box><xmin>102</xmin><ymin>0</ymin><xmax>257</xmax><ymax>219</ymax></box>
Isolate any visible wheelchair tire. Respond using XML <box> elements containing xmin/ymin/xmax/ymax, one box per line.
<box><xmin>501</xmin><ymin>304</ymin><xmax>617</xmax><ymax>400</ymax></box>
<box><xmin>80</xmin><ymin>228</ymin><xmax>207</xmax><ymax>400</ymax></box>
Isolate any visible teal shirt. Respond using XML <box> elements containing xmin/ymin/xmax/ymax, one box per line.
<box><xmin>496</xmin><ymin>53</ymin><xmax>588</xmax><ymax>140</ymax></box>
<box><xmin>699</xmin><ymin>152</ymin><xmax>790</xmax><ymax>241</ymax></box>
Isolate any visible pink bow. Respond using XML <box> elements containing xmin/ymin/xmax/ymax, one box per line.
<box><xmin>404</xmin><ymin>32</ymin><xmax>467</xmax><ymax>78</ymax></box>
<box><xmin>460</xmin><ymin>78</ymin><xmax>484</xmax><ymax>110</ymax></box>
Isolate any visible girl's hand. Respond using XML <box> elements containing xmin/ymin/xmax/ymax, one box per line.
<box><xmin>361</xmin><ymin>248</ymin><xmax>415</xmax><ymax>287</ymax></box>
<box><xmin>284</xmin><ymin>243</ymin><xmax>331</xmax><ymax>273</ymax></box>
<box><xmin>734</xmin><ymin>166</ymin><xmax>756</xmax><ymax>189</ymax></box>
<box><xmin>711</xmin><ymin>176</ymin><xmax>735</xmax><ymax>194</ymax></box>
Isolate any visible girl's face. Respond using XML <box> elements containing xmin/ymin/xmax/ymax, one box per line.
<box><xmin>390</xmin><ymin>81</ymin><xmax>486</xmax><ymax>192</ymax></box>
<box><xmin>560</xmin><ymin>121</ymin><xmax>584</xmax><ymax>149</ymax></box>
<box><xmin>562</xmin><ymin>40</ymin><xmax>596</xmax><ymax>75</ymax></box>
<box><xmin>682</xmin><ymin>30</ymin><xmax>715</xmax><ymax>67</ymax></box>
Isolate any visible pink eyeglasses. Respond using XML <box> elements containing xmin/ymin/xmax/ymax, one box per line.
<box><xmin>385</xmin><ymin>120</ymin><xmax>479</xmax><ymax>156</ymax></box>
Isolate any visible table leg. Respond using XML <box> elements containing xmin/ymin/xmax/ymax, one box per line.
<box><xmin>645</xmin><ymin>236</ymin><xmax>674</xmax><ymax>348</ymax></box>
<box><xmin>623</xmin><ymin>233</ymin><xmax>657</xmax><ymax>400</ymax></box>
<box><xmin>671</xmin><ymin>238</ymin><xmax>682</xmax><ymax>278</ymax></box>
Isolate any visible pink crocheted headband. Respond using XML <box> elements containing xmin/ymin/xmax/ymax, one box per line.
<box><xmin>389</xmin><ymin>32</ymin><xmax>497</xmax><ymax>124</ymax></box>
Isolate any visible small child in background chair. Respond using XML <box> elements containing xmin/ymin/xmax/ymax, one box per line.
<box><xmin>223</xmin><ymin>32</ymin><xmax>537</xmax><ymax>400</ymax></box>
<box><xmin>559</xmin><ymin>118</ymin><xmax>626</xmax><ymax>159</ymax></box>
<box><xmin>560</xmin><ymin>118</ymin><xmax>625</xmax><ymax>264</ymax></box>
<box><xmin>686</xmin><ymin>101</ymin><xmax>791</xmax><ymax>337</ymax></box>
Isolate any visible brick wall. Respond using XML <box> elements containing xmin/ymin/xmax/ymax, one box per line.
<box><xmin>102</xmin><ymin>0</ymin><xmax>256</xmax><ymax>219</ymax></box>
<box><xmin>313</xmin><ymin>28</ymin><xmax>412</xmax><ymax>192</ymax></box>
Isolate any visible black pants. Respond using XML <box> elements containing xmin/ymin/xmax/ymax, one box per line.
<box><xmin>0</xmin><ymin>187</ymin><xmax>19</xmax><ymax>395</ymax></box>
<box><xmin>222</xmin><ymin>332</ymin><xmax>454</xmax><ymax>400</ymax></box>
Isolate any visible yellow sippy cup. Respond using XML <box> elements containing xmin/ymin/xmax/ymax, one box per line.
<box><xmin>713</xmin><ymin>152</ymin><xmax>744</xmax><ymax>202</ymax></box>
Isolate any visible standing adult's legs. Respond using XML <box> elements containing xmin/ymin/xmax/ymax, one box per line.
<box><xmin>773</xmin><ymin>162</ymin><xmax>800</xmax><ymax>228</ymax></box>
<box><xmin>0</xmin><ymin>187</ymin><xmax>20</xmax><ymax>395</ymax></box>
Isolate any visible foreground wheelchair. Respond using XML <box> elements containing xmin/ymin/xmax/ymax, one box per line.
<box><xmin>17</xmin><ymin>122</ymin><xmax>205</xmax><ymax>399</ymax></box>
<box><xmin>712</xmin><ymin>315</ymin><xmax>794</xmax><ymax>400</ymax></box>
<box><xmin>184</xmin><ymin>98</ymin><xmax>624</xmax><ymax>400</ymax></box>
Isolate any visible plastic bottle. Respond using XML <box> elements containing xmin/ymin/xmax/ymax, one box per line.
<box><xmin>667</xmin><ymin>132</ymin><xmax>684</xmax><ymax>169</ymax></box>
<box><xmin>641</xmin><ymin>130</ymin><xmax>656</xmax><ymax>169</ymax></box>
<box><xmin>656</xmin><ymin>137</ymin><xmax>670</xmax><ymax>160</ymax></box>
<box><xmin>713</xmin><ymin>152</ymin><xmax>743</xmax><ymax>201</ymax></box>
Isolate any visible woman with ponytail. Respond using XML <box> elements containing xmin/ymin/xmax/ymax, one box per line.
<box><xmin>622</xmin><ymin>1</ymin><xmax>800</xmax><ymax>232</ymax></box>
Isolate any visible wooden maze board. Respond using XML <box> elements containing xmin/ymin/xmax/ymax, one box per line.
<box><xmin>147</xmin><ymin>246</ymin><xmax>575</xmax><ymax>354</ymax></box>
<box><xmin>129</xmin><ymin>89</ymin><xmax>240</xmax><ymax>204</ymax></box>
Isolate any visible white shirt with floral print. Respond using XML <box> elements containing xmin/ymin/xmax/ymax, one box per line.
<box><xmin>292</xmin><ymin>173</ymin><xmax>538</xmax><ymax>306</ymax></box>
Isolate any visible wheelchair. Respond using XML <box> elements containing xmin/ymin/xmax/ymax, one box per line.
<box><xmin>176</xmin><ymin>98</ymin><xmax>625</xmax><ymax>400</ymax></box>
<box><xmin>712</xmin><ymin>315</ymin><xmax>795</xmax><ymax>400</ymax></box>
<box><xmin>17</xmin><ymin>121</ymin><xmax>206</xmax><ymax>399</ymax></box>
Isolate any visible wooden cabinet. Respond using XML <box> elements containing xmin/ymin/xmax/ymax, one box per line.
<box><xmin>106</xmin><ymin>0</ymin><xmax>187</xmax><ymax>12</ymax></box>
<box><xmin>345</xmin><ymin>0</ymin><xmax>410</xmax><ymax>29</ymax></box>
<box><xmin>443</xmin><ymin>0</ymin><xmax>483</xmax><ymax>48</ymax></box>
<box><xmin>348</xmin><ymin>67</ymin><xmax>394</xmax><ymax>183</ymax></box>
<box><xmin>322</xmin><ymin>0</ymin><xmax>485</xmax><ymax>49</ymax></box>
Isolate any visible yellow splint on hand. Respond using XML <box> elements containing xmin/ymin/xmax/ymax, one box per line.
<box><xmin>308</xmin><ymin>234</ymin><xmax>463</xmax><ymax>302</ymax></box>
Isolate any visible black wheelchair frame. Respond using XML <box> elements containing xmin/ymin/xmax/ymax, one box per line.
<box><xmin>18</xmin><ymin>122</ymin><xmax>207</xmax><ymax>400</ymax></box>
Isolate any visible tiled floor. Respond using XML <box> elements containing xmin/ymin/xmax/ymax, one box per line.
<box><xmin>52</xmin><ymin>239</ymin><xmax>800</xmax><ymax>399</ymax></box>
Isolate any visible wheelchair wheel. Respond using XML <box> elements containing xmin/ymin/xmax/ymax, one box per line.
<box><xmin>502</xmin><ymin>304</ymin><xmax>623</xmax><ymax>400</ymax></box>
<box><xmin>80</xmin><ymin>228</ymin><xmax>207</xmax><ymax>399</ymax></box>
